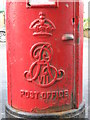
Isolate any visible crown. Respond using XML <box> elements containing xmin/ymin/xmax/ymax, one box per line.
<box><xmin>30</xmin><ymin>12</ymin><xmax>56</xmax><ymax>36</ymax></box>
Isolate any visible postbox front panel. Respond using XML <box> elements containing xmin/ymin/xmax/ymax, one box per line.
<box><xmin>6</xmin><ymin>1</ymin><xmax>75</xmax><ymax>112</ymax></box>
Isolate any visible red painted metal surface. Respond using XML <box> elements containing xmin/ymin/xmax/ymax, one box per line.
<box><xmin>6</xmin><ymin>1</ymin><xmax>83</xmax><ymax>113</ymax></box>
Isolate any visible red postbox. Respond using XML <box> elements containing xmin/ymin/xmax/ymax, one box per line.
<box><xmin>6</xmin><ymin>0</ymin><xmax>85</xmax><ymax>119</ymax></box>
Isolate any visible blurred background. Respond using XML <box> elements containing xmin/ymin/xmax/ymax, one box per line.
<box><xmin>0</xmin><ymin>0</ymin><xmax>5</xmax><ymax>28</ymax></box>
<box><xmin>0</xmin><ymin>0</ymin><xmax>6</xmax><ymax>42</ymax></box>
<box><xmin>0</xmin><ymin>0</ymin><xmax>89</xmax><ymax>119</ymax></box>
<box><xmin>83</xmin><ymin>0</ymin><xmax>90</xmax><ymax>38</ymax></box>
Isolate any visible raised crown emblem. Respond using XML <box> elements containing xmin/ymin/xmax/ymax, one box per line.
<box><xmin>30</xmin><ymin>12</ymin><xmax>56</xmax><ymax>36</ymax></box>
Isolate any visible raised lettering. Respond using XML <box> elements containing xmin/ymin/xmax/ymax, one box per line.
<box><xmin>21</xmin><ymin>90</ymin><xmax>25</xmax><ymax>97</ymax></box>
<box><xmin>42</xmin><ymin>92</ymin><xmax>47</xmax><ymax>99</ymax></box>
<box><xmin>34</xmin><ymin>91</ymin><xmax>40</xmax><ymax>99</ymax></box>
<box><xmin>20</xmin><ymin>90</ymin><xmax>69</xmax><ymax>100</ymax></box>
<box><xmin>25</xmin><ymin>91</ymin><xmax>30</xmax><ymax>98</ymax></box>
<box><xmin>47</xmin><ymin>92</ymin><xmax>51</xmax><ymax>99</ymax></box>
<box><xmin>58</xmin><ymin>91</ymin><xmax>63</xmax><ymax>98</ymax></box>
<box><xmin>30</xmin><ymin>91</ymin><xmax>35</xmax><ymax>99</ymax></box>
<box><xmin>64</xmin><ymin>90</ymin><xmax>68</xmax><ymax>97</ymax></box>
<box><xmin>52</xmin><ymin>91</ymin><xmax>56</xmax><ymax>99</ymax></box>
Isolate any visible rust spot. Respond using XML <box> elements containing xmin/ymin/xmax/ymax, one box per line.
<box><xmin>31</xmin><ymin>104</ymin><xmax>72</xmax><ymax>113</ymax></box>
<box><xmin>77</xmin><ymin>38</ymin><xmax>80</xmax><ymax>44</ymax></box>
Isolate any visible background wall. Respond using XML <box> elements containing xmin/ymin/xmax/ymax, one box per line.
<box><xmin>83</xmin><ymin>0</ymin><xmax>89</xmax><ymax>19</ymax></box>
<box><xmin>0</xmin><ymin>0</ymin><xmax>6</xmax><ymax>12</ymax></box>
<box><xmin>0</xmin><ymin>0</ymin><xmax>5</xmax><ymax>28</ymax></box>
